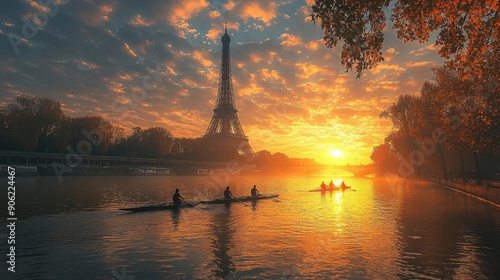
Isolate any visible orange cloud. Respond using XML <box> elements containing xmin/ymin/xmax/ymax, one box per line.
<box><xmin>209</xmin><ymin>10</ymin><xmax>220</xmax><ymax>19</ymax></box>
<box><xmin>306</xmin><ymin>40</ymin><xmax>320</xmax><ymax>50</ymax></box>
<box><xmin>280</xmin><ymin>33</ymin><xmax>302</xmax><ymax>47</ymax></box>
<box><xmin>384</xmin><ymin>48</ymin><xmax>398</xmax><ymax>61</ymax></box>
<box><xmin>260</xmin><ymin>69</ymin><xmax>281</xmax><ymax>81</ymax></box>
<box><xmin>28</xmin><ymin>0</ymin><xmax>51</xmax><ymax>13</ymax></box>
<box><xmin>193</xmin><ymin>51</ymin><xmax>214</xmax><ymax>68</ymax></box>
<box><xmin>175</xmin><ymin>21</ymin><xmax>198</xmax><ymax>38</ymax></box>
<box><xmin>240</xmin><ymin>1</ymin><xmax>278</xmax><ymax>26</ymax></box>
<box><xmin>370</xmin><ymin>63</ymin><xmax>406</xmax><ymax>74</ymax></box>
<box><xmin>123</xmin><ymin>43</ymin><xmax>137</xmax><ymax>57</ymax></box>
<box><xmin>334</xmin><ymin>76</ymin><xmax>349</xmax><ymax>84</ymax></box>
<box><xmin>239</xmin><ymin>82</ymin><xmax>265</xmax><ymax>97</ymax></box>
<box><xmin>118</xmin><ymin>73</ymin><xmax>133</xmax><ymax>81</ymax></box>
<box><xmin>294</xmin><ymin>62</ymin><xmax>328</xmax><ymax>79</ymax></box>
<box><xmin>169</xmin><ymin>0</ymin><xmax>209</xmax><ymax>23</ymax></box>
<box><xmin>165</xmin><ymin>66</ymin><xmax>178</xmax><ymax>76</ymax></box>
<box><xmin>225</xmin><ymin>1</ymin><xmax>237</xmax><ymax>11</ymax></box>
<box><xmin>99</xmin><ymin>5</ymin><xmax>113</xmax><ymax>14</ymax></box>
<box><xmin>109</xmin><ymin>81</ymin><xmax>125</xmax><ymax>94</ymax></box>
<box><xmin>379</xmin><ymin>81</ymin><xmax>400</xmax><ymax>91</ymax></box>
<box><xmin>73</xmin><ymin>60</ymin><xmax>100</xmax><ymax>71</ymax></box>
<box><xmin>206</xmin><ymin>22</ymin><xmax>240</xmax><ymax>41</ymax></box>
<box><xmin>410</xmin><ymin>44</ymin><xmax>439</xmax><ymax>56</ymax></box>
<box><xmin>206</xmin><ymin>28</ymin><xmax>220</xmax><ymax>41</ymax></box>
<box><xmin>250</xmin><ymin>53</ymin><xmax>262</xmax><ymax>63</ymax></box>
<box><xmin>386</xmin><ymin>48</ymin><xmax>396</xmax><ymax>54</ymax></box>
<box><xmin>305</xmin><ymin>0</ymin><xmax>315</xmax><ymax>6</ymax></box>
<box><xmin>130</xmin><ymin>15</ymin><xmax>152</xmax><ymax>27</ymax></box>
<box><xmin>405</xmin><ymin>61</ymin><xmax>438</xmax><ymax>68</ymax></box>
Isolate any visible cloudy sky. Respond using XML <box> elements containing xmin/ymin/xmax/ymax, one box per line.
<box><xmin>0</xmin><ymin>0</ymin><xmax>444</xmax><ymax>164</ymax></box>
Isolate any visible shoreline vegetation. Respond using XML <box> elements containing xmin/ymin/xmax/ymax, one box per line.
<box><xmin>369</xmin><ymin>66</ymin><xmax>499</xmax><ymax>186</ymax></box>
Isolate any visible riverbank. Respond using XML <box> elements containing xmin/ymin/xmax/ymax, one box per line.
<box><xmin>430</xmin><ymin>178</ymin><xmax>500</xmax><ymax>207</ymax></box>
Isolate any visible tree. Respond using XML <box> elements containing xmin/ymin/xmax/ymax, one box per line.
<box><xmin>2</xmin><ymin>95</ymin><xmax>62</xmax><ymax>151</ymax></box>
<box><xmin>256</xmin><ymin>150</ymin><xmax>273</xmax><ymax>165</ymax></box>
<box><xmin>142</xmin><ymin>127</ymin><xmax>174</xmax><ymax>158</ymax></box>
<box><xmin>380</xmin><ymin>94</ymin><xmax>424</xmax><ymax>176</ymax></box>
<box><xmin>6</xmin><ymin>96</ymin><xmax>63</xmax><ymax>136</ymax></box>
<box><xmin>6</xmin><ymin>109</ymin><xmax>40</xmax><ymax>151</ymax></box>
<box><xmin>170</xmin><ymin>138</ymin><xmax>204</xmax><ymax>160</ymax></box>
<box><xmin>0</xmin><ymin>110</ymin><xmax>15</xmax><ymax>149</ymax></box>
<box><xmin>423</xmin><ymin>66</ymin><xmax>500</xmax><ymax>183</ymax></box>
<box><xmin>120</xmin><ymin>126</ymin><xmax>174</xmax><ymax>158</ymax></box>
<box><xmin>370</xmin><ymin>143</ymin><xmax>398</xmax><ymax>171</ymax></box>
<box><xmin>121</xmin><ymin>127</ymin><xmax>143</xmax><ymax>157</ymax></box>
<box><xmin>380</xmin><ymin>94</ymin><xmax>420</xmax><ymax>136</ymax></box>
<box><xmin>418</xmin><ymin>82</ymin><xmax>449</xmax><ymax>181</ymax></box>
<box><xmin>311</xmin><ymin>0</ymin><xmax>500</xmax><ymax>78</ymax></box>
<box><xmin>51</xmin><ymin>116</ymin><xmax>73</xmax><ymax>153</ymax></box>
<box><xmin>379</xmin><ymin>64</ymin><xmax>499</xmax><ymax>182</ymax></box>
<box><xmin>272</xmin><ymin>152</ymin><xmax>290</xmax><ymax>165</ymax></box>
<box><xmin>52</xmin><ymin>116</ymin><xmax>114</xmax><ymax>155</ymax></box>
<box><xmin>110</xmin><ymin>126</ymin><xmax>125</xmax><ymax>145</ymax></box>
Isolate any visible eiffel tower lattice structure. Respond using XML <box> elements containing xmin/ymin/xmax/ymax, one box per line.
<box><xmin>203</xmin><ymin>25</ymin><xmax>254</xmax><ymax>160</ymax></box>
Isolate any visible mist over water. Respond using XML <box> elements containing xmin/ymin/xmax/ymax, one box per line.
<box><xmin>1</xmin><ymin>175</ymin><xmax>499</xmax><ymax>279</ymax></box>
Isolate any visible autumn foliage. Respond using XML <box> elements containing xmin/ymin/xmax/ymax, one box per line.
<box><xmin>311</xmin><ymin>0</ymin><xmax>500</xmax><ymax>78</ymax></box>
<box><xmin>375</xmin><ymin>65</ymin><xmax>499</xmax><ymax>182</ymax></box>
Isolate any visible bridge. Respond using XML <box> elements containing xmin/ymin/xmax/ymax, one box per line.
<box><xmin>0</xmin><ymin>150</ymin><xmax>379</xmax><ymax>177</ymax></box>
<box><xmin>0</xmin><ymin>150</ymin><xmax>229</xmax><ymax>175</ymax></box>
<box><xmin>280</xmin><ymin>164</ymin><xmax>379</xmax><ymax>177</ymax></box>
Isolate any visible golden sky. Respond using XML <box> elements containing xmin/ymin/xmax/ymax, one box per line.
<box><xmin>0</xmin><ymin>0</ymin><xmax>444</xmax><ymax>164</ymax></box>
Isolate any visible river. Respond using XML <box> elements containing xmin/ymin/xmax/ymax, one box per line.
<box><xmin>0</xmin><ymin>175</ymin><xmax>499</xmax><ymax>279</ymax></box>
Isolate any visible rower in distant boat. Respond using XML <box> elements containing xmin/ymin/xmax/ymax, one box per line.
<box><xmin>329</xmin><ymin>181</ymin><xmax>335</xmax><ymax>188</ymax></box>
<box><xmin>224</xmin><ymin>186</ymin><xmax>234</xmax><ymax>200</ymax></box>
<box><xmin>172</xmin><ymin>188</ymin><xmax>184</xmax><ymax>204</ymax></box>
<box><xmin>320</xmin><ymin>181</ymin><xmax>327</xmax><ymax>190</ymax></box>
<box><xmin>251</xmin><ymin>185</ymin><xmax>260</xmax><ymax>197</ymax></box>
<box><xmin>340</xmin><ymin>181</ymin><xmax>347</xmax><ymax>189</ymax></box>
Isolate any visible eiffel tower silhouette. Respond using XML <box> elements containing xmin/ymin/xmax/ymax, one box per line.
<box><xmin>203</xmin><ymin>24</ymin><xmax>254</xmax><ymax>160</ymax></box>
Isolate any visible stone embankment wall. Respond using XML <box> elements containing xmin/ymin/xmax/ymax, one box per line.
<box><xmin>432</xmin><ymin>179</ymin><xmax>500</xmax><ymax>206</ymax></box>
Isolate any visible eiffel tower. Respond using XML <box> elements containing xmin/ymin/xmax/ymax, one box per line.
<box><xmin>203</xmin><ymin>24</ymin><xmax>254</xmax><ymax>160</ymax></box>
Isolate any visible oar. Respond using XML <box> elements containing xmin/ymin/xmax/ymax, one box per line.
<box><xmin>129</xmin><ymin>201</ymin><xmax>167</xmax><ymax>205</ymax></box>
<box><xmin>233</xmin><ymin>196</ymin><xmax>249</xmax><ymax>206</ymax></box>
<box><xmin>185</xmin><ymin>201</ymin><xmax>211</xmax><ymax>210</ymax></box>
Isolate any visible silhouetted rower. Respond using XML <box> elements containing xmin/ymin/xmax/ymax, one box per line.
<box><xmin>320</xmin><ymin>181</ymin><xmax>327</xmax><ymax>190</ymax></box>
<box><xmin>340</xmin><ymin>181</ymin><xmax>348</xmax><ymax>189</ymax></box>
<box><xmin>224</xmin><ymin>186</ymin><xmax>234</xmax><ymax>200</ymax></box>
<box><xmin>172</xmin><ymin>188</ymin><xmax>184</xmax><ymax>204</ymax></box>
<box><xmin>251</xmin><ymin>185</ymin><xmax>260</xmax><ymax>197</ymax></box>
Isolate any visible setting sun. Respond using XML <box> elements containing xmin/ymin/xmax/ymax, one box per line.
<box><xmin>330</xmin><ymin>149</ymin><xmax>343</xmax><ymax>158</ymax></box>
<box><xmin>334</xmin><ymin>179</ymin><xmax>344</xmax><ymax>186</ymax></box>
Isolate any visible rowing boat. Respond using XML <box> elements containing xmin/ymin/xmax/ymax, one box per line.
<box><xmin>200</xmin><ymin>194</ymin><xmax>279</xmax><ymax>204</ymax></box>
<box><xmin>309</xmin><ymin>186</ymin><xmax>351</xmax><ymax>192</ymax></box>
<box><xmin>119</xmin><ymin>202</ymin><xmax>199</xmax><ymax>212</ymax></box>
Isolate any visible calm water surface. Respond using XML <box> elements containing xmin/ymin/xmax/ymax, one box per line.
<box><xmin>0</xmin><ymin>175</ymin><xmax>499</xmax><ymax>279</ymax></box>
